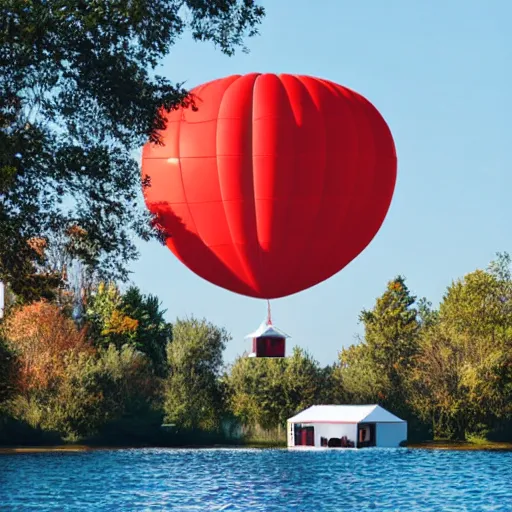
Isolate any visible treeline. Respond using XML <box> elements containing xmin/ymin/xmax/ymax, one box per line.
<box><xmin>335</xmin><ymin>252</ymin><xmax>512</xmax><ymax>442</ymax></box>
<box><xmin>1</xmin><ymin>253</ymin><xmax>512</xmax><ymax>446</ymax></box>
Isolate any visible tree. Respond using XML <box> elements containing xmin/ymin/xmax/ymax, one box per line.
<box><xmin>410</xmin><ymin>255</ymin><xmax>512</xmax><ymax>440</ymax></box>
<box><xmin>225</xmin><ymin>347</ymin><xmax>329</xmax><ymax>432</ymax></box>
<box><xmin>356</xmin><ymin>276</ymin><xmax>421</xmax><ymax>415</ymax></box>
<box><xmin>225</xmin><ymin>356</ymin><xmax>287</xmax><ymax>431</ymax></box>
<box><xmin>164</xmin><ymin>317</ymin><xmax>229</xmax><ymax>431</ymax></box>
<box><xmin>333</xmin><ymin>343</ymin><xmax>382</xmax><ymax>405</ymax></box>
<box><xmin>8</xmin><ymin>344</ymin><xmax>158</xmax><ymax>442</ymax></box>
<box><xmin>409</xmin><ymin>324</ymin><xmax>468</xmax><ymax>440</ymax></box>
<box><xmin>3</xmin><ymin>301</ymin><xmax>91</xmax><ymax>393</ymax></box>
<box><xmin>120</xmin><ymin>286</ymin><xmax>172</xmax><ymax>377</ymax></box>
<box><xmin>0</xmin><ymin>337</ymin><xmax>17</xmax><ymax>405</ymax></box>
<box><xmin>283</xmin><ymin>348</ymin><xmax>329</xmax><ymax>416</ymax></box>
<box><xmin>86</xmin><ymin>282</ymin><xmax>171</xmax><ymax>375</ymax></box>
<box><xmin>85</xmin><ymin>282</ymin><xmax>136</xmax><ymax>347</ymax></box>
<box><xmin>1</xmin><ymin>0</ymin><xmax>265</xmax><ymax>299</ymax></box>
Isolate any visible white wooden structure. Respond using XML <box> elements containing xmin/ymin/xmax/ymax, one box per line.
<box><xmin>244</xmin><ymin>320</ymin><xmax>290</xmax><ymax>358</ymax></box>
<box><xmin>287</xmin><ymin>405</ymin><xmax>407</xmax><ymax>448</ymax></box>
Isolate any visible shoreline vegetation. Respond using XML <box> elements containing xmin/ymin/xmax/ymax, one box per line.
<box><xmin>2</xmin><ymin>253</ymin><xmax>512</xmax><ymax>450</ymax></box>
<box><xmin>3</xmin><ymin>0</ymin><xmax>511</xmax><ymax>459</ymax></box>
<box><xmin>3</xmin><ymin>440</ymin><xmax>512</xmax><ymax>455</ymax></box>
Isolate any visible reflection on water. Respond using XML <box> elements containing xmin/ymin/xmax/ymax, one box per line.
<box><xmin>1</xmin><ymin>448</ymin><xmax>512</xmax><ymax>511</ymax></box>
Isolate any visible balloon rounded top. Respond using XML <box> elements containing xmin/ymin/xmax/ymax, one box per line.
<box><xmin>142</xmin><ymin>73</ymin><xmax>397</xmax><ymax>299</ymax></box>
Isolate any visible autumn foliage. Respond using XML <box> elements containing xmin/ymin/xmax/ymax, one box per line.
<box><xmin>3</xmin><ymin>301</ymin><xmax>91</xmax><ymax>393</ymax></box>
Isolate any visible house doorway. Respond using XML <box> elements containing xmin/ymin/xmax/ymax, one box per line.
<box><xmin>357</xmin><ymin>423</ymin><xmax>376</xmax><ymax>448</ymax></box>
<box><xmin>294</xmin><ymin>425</ymin><xmax>314</xmax><ymax>446</ymax></box>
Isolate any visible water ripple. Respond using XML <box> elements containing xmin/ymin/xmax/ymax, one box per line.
<box><xmin>1</xmin><ymin>448</ymin><xmax>512</xmax><ymax>511</ymax></box>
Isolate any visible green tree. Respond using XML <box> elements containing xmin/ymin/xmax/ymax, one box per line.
<box><xmin>410</xmin><ymin>255</ymin><xmax>512</xmax><ymax>440</ymax></box>
<box><xmin>164</xmin><ymin>317</ymin><xmax>229</xmax><ymax>431</ymax></box>
<box><xmin>360</xmin><ymin>276</ymin><xmax>420</xmax><ymax>371</ymax></box>
<box><xmin>225</xmin><ymin>347</ymin><xmax>329</xmax><ymax>433</ymax></box>
<box><xmin>0</xmin><ymin>337</ymin><xmax>17</xmax><ymax>405</ymax></box>
<box><xmin>226</xmin><ymin>356</ymin><xmax>287</xmax><ymax>431</ymax></box>
<box><xmin>333</xmin><ymin>343</ymin><xmax>382</xmax><ymax>405</ymax></box>
<box><xmin>120</xmin><ymin>286</ymin><xmax>172</xmax><ymax>377</ymax></box>
<box><xmin>85</xmin><ymin>282</ymin><xmax>134</xmax><ymax>346</ymax></box>
<box><xmin>86</xmin><ymin>282</ymin><xmax>171</xmax><ymax>375</ymax></box>
<box><xmin>1</xmin><ymin>0</ymin><xmax>265</xmax><ymax>299</ymax></box>
<box><xmin>357</xmin><ymin>276</ymin><xmax>421</xmax><ymax>414</ymax></box>
<box><xmin>283</xmin><ymin>348</ymin><xmax>329</xmax><ymax>416</ymax></box>
<box><xmin>8</xmin><ymin>344</ymin><xmax>158</xmax><ymax>442</ymax></box>
<box><xmin>409</xmin><ymin>324</ymin><xmax>468</xmax><ymax>439</ymax></box>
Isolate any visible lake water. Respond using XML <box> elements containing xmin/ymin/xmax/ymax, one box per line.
<box><xmin>1</xmin><ymin>448</ymin><xmax>512</xmax><ymax>511</ymax></box>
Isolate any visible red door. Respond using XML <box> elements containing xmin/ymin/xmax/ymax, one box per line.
<box><xmin>295</xmin><ymin>426</ymin><xmax>315</xmax><ymax>446</ymax></box>
<box><xmin>298</xmin><ymin>427</ymin><xmax>314</xmax><ymax>446</ymax></box>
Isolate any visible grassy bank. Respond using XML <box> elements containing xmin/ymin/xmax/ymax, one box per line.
<box><xmin>0</xmin><ymin>442</ymin><xmax>287</xmax><ymax>454</ymax></box>
<box><xmin>4</xmin><ymin>439</ymin><xmax>512</xmax><ymax>454</ymax></box>
<box><xmin>407</xmin><ymin>440</ymin><xmax>512</xmax><ymax>451</ymax></box>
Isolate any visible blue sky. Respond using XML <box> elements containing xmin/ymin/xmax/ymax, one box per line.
<box><xmin>129</xmin><ymin>0</ymin><xmax>511</xmax><ymax>366</ymax></box>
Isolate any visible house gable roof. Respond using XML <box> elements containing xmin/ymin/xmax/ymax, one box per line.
<box><xmin>287</xmin><ymin>405</ymin><xmax>405</xmax><ymax>424</ymax></box>
<box><xmin>244</xmin><ymin>321</ymin><xmax>290</xmax><ymax>339</ymax></box>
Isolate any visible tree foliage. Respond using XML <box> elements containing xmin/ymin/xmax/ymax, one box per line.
<box><xmin>3</xmin><ymin>300</ymin><xmax>91</xmax><ymax>393</ymax></box>
<box><xmin>336</xmin><ymin>277</ymin><xmax>421</xmax><ymax>419</ymax></box>
<box><xmin>86</xmin><ymin>282</ymin><xmax>171</xmax><ymax>375</ymax></box>
<box><xmin>2</xmin><ymin>253</ymin><xmax>512</xmax><ymax>445</ymax></box>
<box><xmin>164</xmin><ymin>317</ymin><xmax>229</xmax><ymax>431</ymax></box>
<box><xmin>0</xmin><ymin>337</ymin><xmax>17</xmax><ymax>405</ymax></box>
<box><xmin>0</xmin><ymin>0</ymin><xmax>265</xmax><ymax>299</ymax></box>
<box><xmin>1</xmin><ymin>298</ymin><xmax>159</xmax><ymax>441</ymax></box>
<box><xmin>225</xmin><ymin>347</ymin><xmax>328</xmax><ymax>431</ymax></box>
<box><xmin>335</xmin><ymin>255</ymin><xmax>512</xmax><ymax>441</ymax></box>
<box><xmin>8</xmin><ymin>344</ymin><xmax>157</xmax><ymax>441</ymax></box>
<box><xmin>409</xmin><ymin>254</ymin><xmax>512</xmax><ymax>440</ymax></box>
<box><xmin>120</xmin><ymin>286</ymin><xmax>172</xmax><ymax>377</ymax></box>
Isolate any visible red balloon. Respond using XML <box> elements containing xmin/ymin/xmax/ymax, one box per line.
<box><xmin>142</xmin><ymin>73</ymin><xmax>397</xmax><ymax>299</ymax></box>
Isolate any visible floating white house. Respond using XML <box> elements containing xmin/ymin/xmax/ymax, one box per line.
<box><xmin>287</xmin><ymin>405</ymin><xmax>407</xmax><ymax>448</ymax></box>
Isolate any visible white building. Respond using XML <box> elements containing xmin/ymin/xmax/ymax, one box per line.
<box><xmin>287</xmin><ymin>405</ymin><xmax>407</xmax><ymax>449</ymax></box>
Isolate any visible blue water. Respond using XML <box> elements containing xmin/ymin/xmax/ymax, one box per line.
<box><xmin>1</xmin><ymin>448</ymin><xmax>511</xmax><ymax>511</ymax></box>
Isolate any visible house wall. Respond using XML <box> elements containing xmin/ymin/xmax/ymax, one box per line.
<box><xmin>287</xmin><ymin>421</ymin><xmax>294</xmax><ymax>447</ymax></box>
<box><xmin>287</xmin><ymin>422</ymin><xmax>358</xmax><ymax>447</ymax></box>
<box><xmin>376</xmin><ymin>422</ymin><xmax>407</xmax><ymax>447</ymax></box>
<box><xmin>315</xmin><ymin>423</ymin><xmax>358</xmax><ymax>447</ymax></box>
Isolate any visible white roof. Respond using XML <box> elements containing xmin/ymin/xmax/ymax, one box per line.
<box><xmin>244</xmin><ymin>321</ymin><xmax>290</xmax><ymax>339</ymax></box>
<box><xmin>287</xmin><ymin>405</ymin><xmax>405</xmax><ymax>424</ymax></box>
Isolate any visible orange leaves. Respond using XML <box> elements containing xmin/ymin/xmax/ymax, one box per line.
<box><xmin>391</xmin><ymin>281</ymin><xmax>402</xmax><ymax>291</ymax></box>
<box><xmin>27</xmin><ymin>237</ymin><xmax>47</xmax><ymax>257</ymax></box>
<box><xmin>3</xmin><ymin>301</ymin><xmax>92</xmax><ymax>393</ymax></box>
<box><xmin>66</xmin><ymin>224</ymin><xmax>88</xmax><ymax>239</ymax></box>
<box><xmin>101</xmin><ymin>310</ymin><xmax>139</xmax><ymax>336</ymax></box>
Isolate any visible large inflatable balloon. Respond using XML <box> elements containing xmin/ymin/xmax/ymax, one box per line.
<box><xmin>142</xmin><ymin>73</ymin><xmax>397</xmax><ymax>299</ymax></box>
